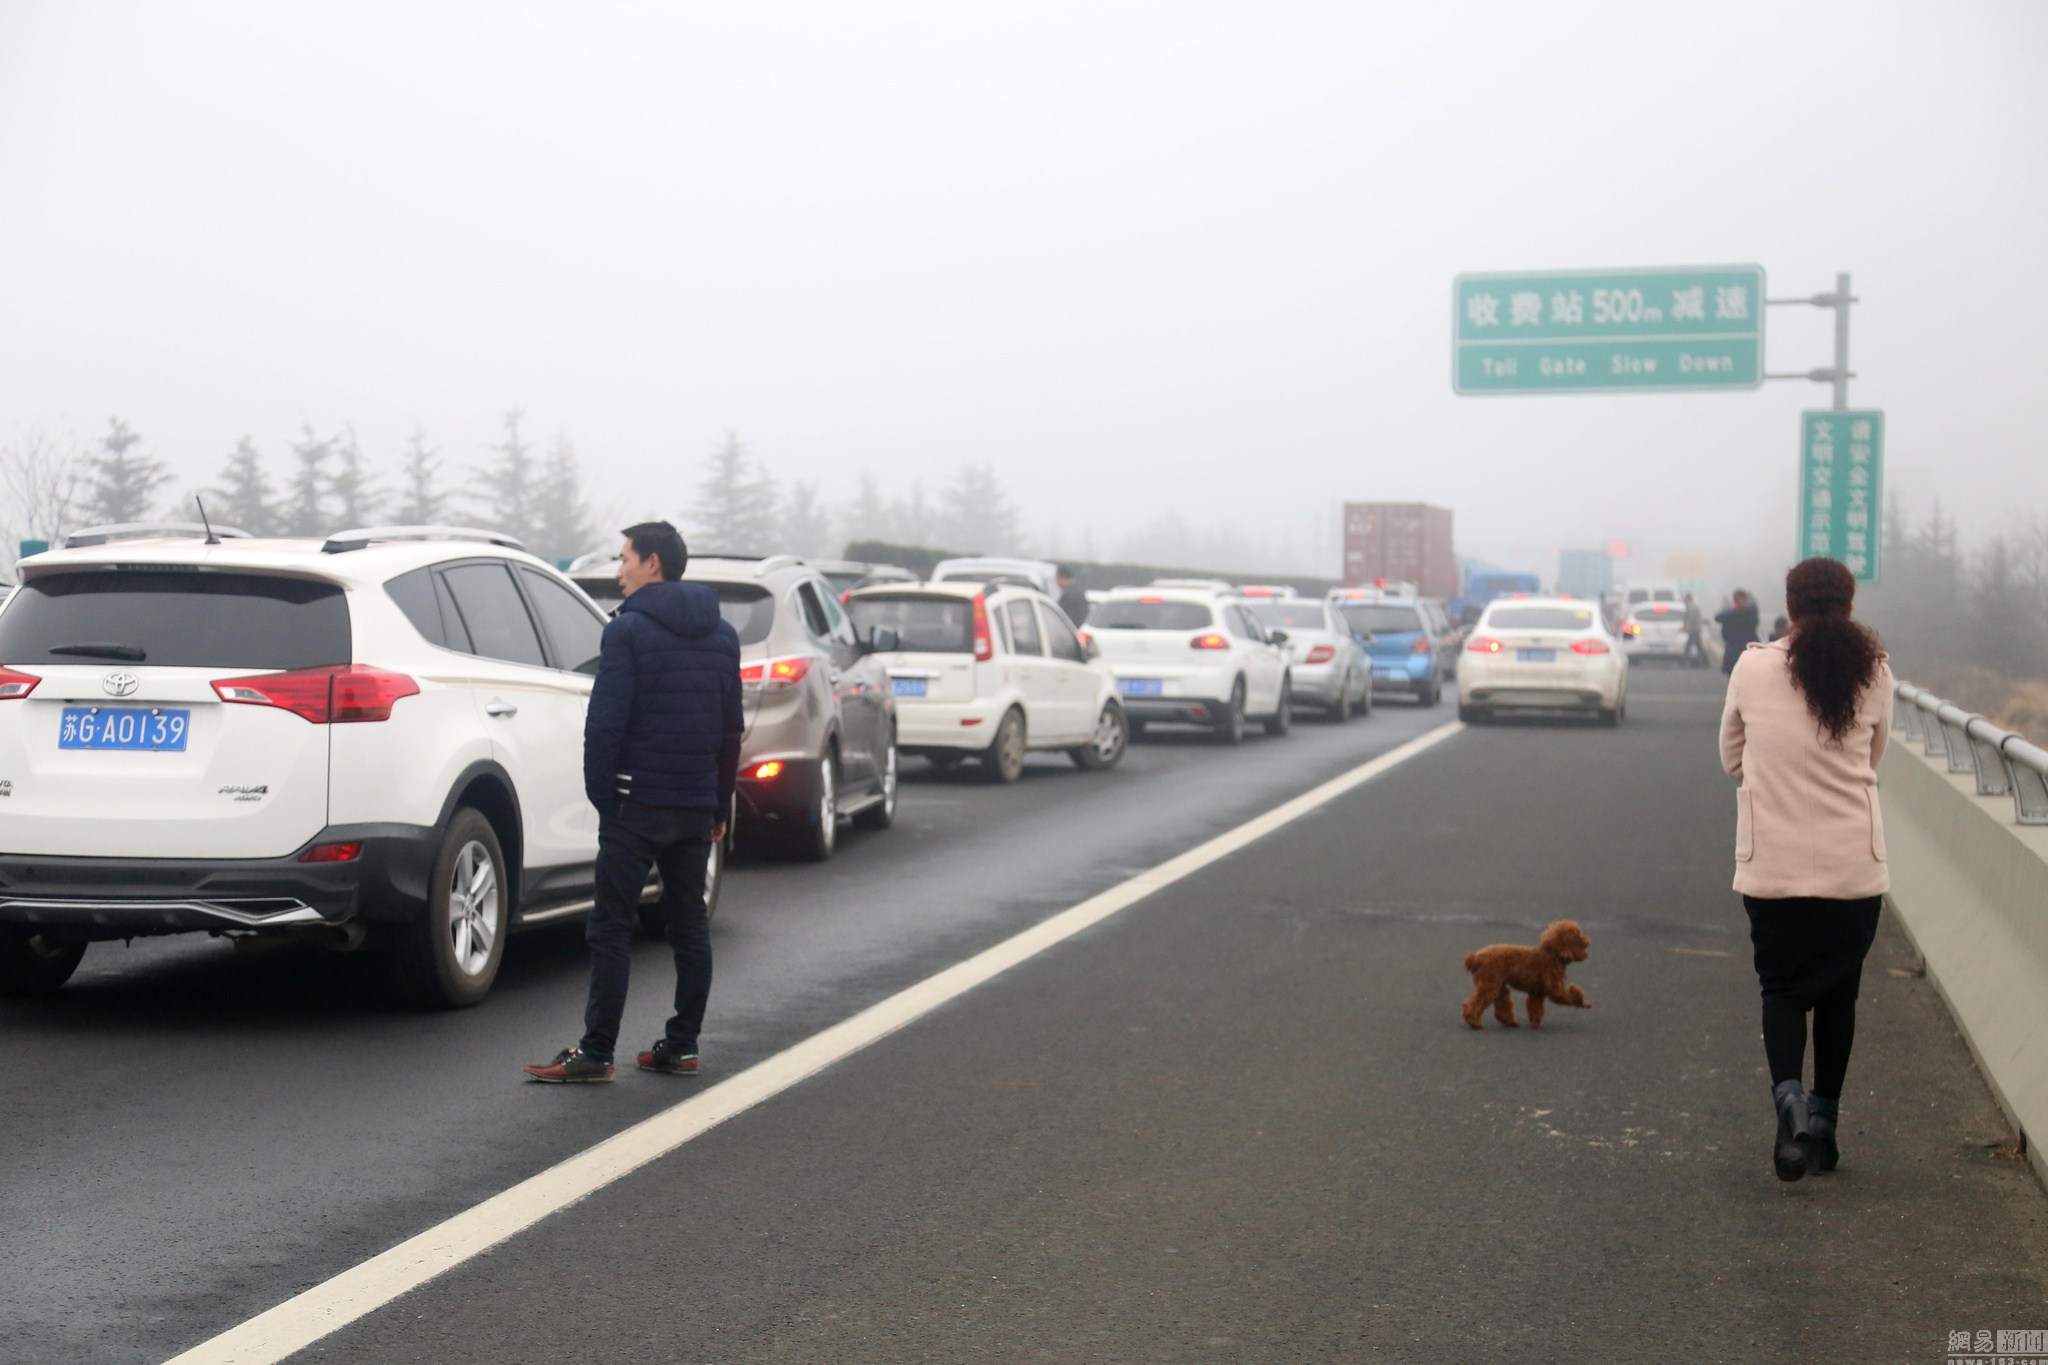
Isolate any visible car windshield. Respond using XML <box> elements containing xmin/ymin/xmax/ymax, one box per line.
<box><xmin>1249</xmin><ymin>603</ymin><xmax>1329</xmax><ymax>630</ymax></box>
<box><xmin>846</xmin><ymin>594</ymin><xmax>974</xmax><ymax>652</ymax></box>
<box><xmin>1488</xmin><ymin>607</ymin><xmax>1597</xmax><ymax>631</ymax></box>
<box><xmin>1089</xmin><ymin>599</ymin><xmax>1214</xmax><ymax>630</ymax></box>
<box><xmin>0</xmin><ymin>571</ymin><xmax>350</xmax><ymax>669</ymax></box>
<box><xmin>820</xmin><ymin>570</ymin><xmax>868</xmax><ymax>595</ymax></box>
<box><xmin>1338</xmin><ymin>604</ymin><xmax>1422</xmax><ymax>634</ymax></box>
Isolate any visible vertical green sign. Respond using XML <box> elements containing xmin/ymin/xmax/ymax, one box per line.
<box><xmin>1798</xmin><ymin>410</ymin><xmax>1883</xmax><ymax>582</ymax></box>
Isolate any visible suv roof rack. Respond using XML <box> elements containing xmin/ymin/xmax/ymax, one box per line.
<box><xmin>692</xmin><ymin>553</ymin><xmax>808</xmax><ymax>576</ymax></box>
<box><xmin>322</xmin><ymin>526</ymin><xmax>527</xmax><ymax>555</ymax></box>
<box><xmin>62</xmin><ymin>522</ymin><xmax>255</xmax><ymax>549</ymax></box>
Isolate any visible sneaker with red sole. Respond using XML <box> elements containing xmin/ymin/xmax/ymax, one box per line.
<box><xmin>523</xmin><ymin>1047</ymin><xmax>614</xmax><ymax>1083</ymax></box>
<box><xmin>636</xmin><ymin>1040</ymin><xmax>700</xmax><ymax>1076</ymax></box>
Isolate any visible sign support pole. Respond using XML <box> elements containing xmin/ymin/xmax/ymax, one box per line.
<box><xmin>1765</xmin><ymin>271</ymin><xmax>1857</xmax><ymax>408</ymax></box>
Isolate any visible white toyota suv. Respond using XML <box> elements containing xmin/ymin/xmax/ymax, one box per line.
<box><xmin>0</xmin><ymin>524</ymin><xmax>700</xmax><ymax>1006</ymax></box>
<box><xmin>845</xmin><ymin>582</ymin><xmax>1126</xmax><ymax>780</ymax></box>
<box><xmin>1084</xmin><ymin>586</ymin><xmax>1292</xmax><ymax>743</ymax></box>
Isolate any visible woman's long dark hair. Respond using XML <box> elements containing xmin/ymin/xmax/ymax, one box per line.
<box><xmin>1784</xmin><ymin>557</ymin><xmax>1883</xmax><ymax>744</ymax></box>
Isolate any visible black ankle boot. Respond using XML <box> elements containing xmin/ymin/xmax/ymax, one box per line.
<box><xmin>1808</xmin><ymin>1093</ymin><xmax>1839</xmax><ymax>1172</ymax></box>
<box><xmin>1772</xmin><ymin>1079</ymin><xmax>1811</xmax><ymax>1182</ymax></box>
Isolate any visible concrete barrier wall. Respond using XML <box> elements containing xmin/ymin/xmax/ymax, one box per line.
<box><xmin>1880</xmin><ymin>736</ymin><xmax>2048</xmax><ymax>1184</ymax></box>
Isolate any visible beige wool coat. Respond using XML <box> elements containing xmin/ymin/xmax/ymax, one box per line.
<box><xmin>1718</xmin><ymin>638</ymin><xmax>1894</xmax><ymax>900</ymax></box>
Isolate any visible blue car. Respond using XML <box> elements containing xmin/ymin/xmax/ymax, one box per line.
<box><xmin>1329</xmin><ymin>591</ymin><xmax>1455</xmax><ymax>706</ymax></box>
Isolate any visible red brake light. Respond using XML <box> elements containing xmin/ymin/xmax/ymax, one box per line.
<box><xmin>971</xmin><ymin>595</ymin><xmax>994</xmax><ymax>662</ymax></box>
<box><xmin>1190</xmin><ymin>633</ymin><xmax>1230</xmax><ymax>651</ymax></box>
<box><xmin>740</xmin><ymin>656</ymin><xmax>813</xmax><ymax>688</ymax></box>
<box><xmin>1466</xmin><ymin>637</ymin><xmax>1504</xmax><ymax>654</ymax></box>
<box><xmin>1075</xmin><ymin>630</ymin><xmax>1092</xmax><ymax>647</ymax></box>
<box><xmin>0</xmin><ymin>667</ymin><xmax>41</xmax><ymax>700</ymax></box>
<box><xmin>1411</xmin><ymin>636</ymin><xmax>1431</xmax><ymax>654</ymax></box>
<box><xmin>212</xmin><ymin>665</ymin><xmax>418</xmax><ymax>723</ymax></box>
<box><xmin>1242</xmin><ymin>587</ymin><xmax>1278</xmax><ymax>597</ymax></box>
<box><xmin>1305</xmin><ymin>644</ymin><xmax>1336</xmax><ymax>664</ymax></box>
<box><xmin>1570</xmin><ymin>639</ymin><xmax>1611</xmax><ymax>655</ymax></box>
<box><xmin>1138</xmin><ymin>594</ymin><xmax>1165</xmax><ymax>604</ymax></box>
<box><xmin>748</xmin><ymin>760</ymin><xmax>785</xmax><ymax>780</ymax></box>
<box><xmin>1623</xmin><ymin>623</ymin><xmax>1642</xmax><ymax>636</ymax></box>
<box><xmin>299</xmin><ymin>841</ymin><xmax>363</xmax><ymax>863</ymax></box>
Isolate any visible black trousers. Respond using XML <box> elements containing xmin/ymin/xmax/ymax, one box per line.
<box><xmin>579</xmin><ymin>802</ymin><xmax>716</xmax><ymax>1063</ymax></box>
<box><xmin>1742</xmin><ymin>895</ymin><xmax>1882</xmax><ymax>1098</ymax></box>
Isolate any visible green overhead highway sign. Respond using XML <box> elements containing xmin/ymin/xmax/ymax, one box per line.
<box><xmin>1798</xmin><ymin>410</ymin><xmax>1883</xmax><ymax>582</ymax></box>
<box><xmin>1453</xmin><ymin>264</ymin><xmax>1766</xmax><ymax>394</ymax></box>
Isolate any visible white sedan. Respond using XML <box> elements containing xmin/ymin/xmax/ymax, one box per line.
<box><xmin>1457</xmin><ymin>597</ymin><xmax>1628</xmax><ymax>726</ymax></box>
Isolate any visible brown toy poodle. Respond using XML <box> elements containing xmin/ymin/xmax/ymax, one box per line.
<box><xmin>1461</xmin><ymin>920</ymin><xmax>1592</xmax><ymax>1029</ymax></box>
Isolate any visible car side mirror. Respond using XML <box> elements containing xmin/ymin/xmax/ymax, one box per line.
<box><xmin>1268</xmin><ymin>629</ymin><xmax>1290</xmax><ymax>646</ymax></box>
<box><xmin>1084</xmin><ymin>637</ymin><xmax>1101</xmax><ymax>660</ymax></box>
<box><xmin>866</xmin><ymin>625</ymin><xmax>900</xmax><ymax>655</ymax></box>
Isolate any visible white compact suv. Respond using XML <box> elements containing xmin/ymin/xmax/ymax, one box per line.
<box><xmin>1085</xmin><ymin>587</ymin><xmax>1292</xmax><ymax>743</ymax></box>
<box><xmin>845</xmin><ymin>582</ymin><xmax>1126</xmax><ymax>780</ymax></box>
<box><xmin>0</xmin><ymin>524</ymin><xmax>709</xmax><ymax>1006</ymax></box>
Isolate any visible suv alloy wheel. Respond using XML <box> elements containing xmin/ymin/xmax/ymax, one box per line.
<box><xmin>853</xmin><ymin>733</ymin><xmax>899</xmax><ymax>830</ymax></box>
<box><xmin>1214</xmin><ymin>680</ymin><xmax>1246</xmax><ymax>746</ymax></box>
<box><xmin>388</xmin><ymin>808</ymin><xmax>508</xmax><ymax>1008</ymax></box>
<box><xmin>787</xmin><ymin>747</ymin><xmax>840</xmax><ymax>862</ymax></box>
<box><xmin>1263</xmin><ymin>680</ymin><xmax>1293</xmax><ymax>737</ymax></box>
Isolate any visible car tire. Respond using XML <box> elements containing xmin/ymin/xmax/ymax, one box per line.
<box><xmin>786</xmin><ymin>749</ymin><xmax>841</xmax><ymax>860</ymax></box>
<box><xmin>981</xmin><ymin>708</ymin><xmax>1027</xmax><ymax>782</ymax></box>
<box><xmin>1213</xmin><ymin>681</ymin><xmax>1246</xmax><ymax>745</ymax></box>
<box><xmin>1599</xmin><ymin>706</ymin><xmax>1621</xmax><ymax>727</ymax></box>
<box><xmin>1328</xmin><ymin>683</ymin><xmax>1351</xmax><ymax>724</ymax></box>
<box><xmin>1070</xmin><ymin>703</ymin><xmax>1129</xmax><ymax>771</ymax></box>
<box><xmin>1421</xmin><ymin>677</ymin><xmax>1443</xmax><ymax>707</ymax></box>
<box><xmin>1263</xmin><ymin>681</ymin><xmax>1292</xmax><ymax>737</ymax></box>
<box><xmin>853</xmin><ymin>733</ymin><xmax>899</xmax><ymax>830</ymax></box>
<box><xmin>389</xmin><ymin>808</ymin><xmax>508</xmax><ymax>1009</ymax></box>
<box><xmin>0</xmin><ymin>930</ymin><xmax>87</xmax><ymax>997</ymax></box>
<box><xmin>636</xmin><ymin>833</ymin><xmax>725</xmax><ymax>937</ymax></box>
<box><xmin>1359</xmin><ymin>677</ymin><xmax>1373</xmax><ymax>717</ymax></box>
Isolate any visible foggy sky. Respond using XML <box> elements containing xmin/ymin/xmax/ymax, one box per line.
<box><xmin>3</xmin><ymin>1</ymin><xmax>2044</xmax><ymax>586</ymax></box>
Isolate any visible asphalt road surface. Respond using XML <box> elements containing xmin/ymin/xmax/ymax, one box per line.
<box><xmin>9</xmin><ymin>670</ymin><xmax>2046</xmax><ymax>1363</ymax></box>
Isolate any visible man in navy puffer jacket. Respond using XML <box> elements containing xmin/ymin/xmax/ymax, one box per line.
<box><xmin>525</xmin><ymin>521</ymin><xmax>742</xmax><ymax>1084</ymax></box>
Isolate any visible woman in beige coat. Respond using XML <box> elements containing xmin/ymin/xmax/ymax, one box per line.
<box><xmin>1718</xmin><ymin>557</ymin><xmax>1892</xmax><ymax>1182</ymax></box>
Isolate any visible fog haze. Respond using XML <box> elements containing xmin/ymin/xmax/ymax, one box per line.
<box><xmin>4</xmin><ymin>1</ymin><xmax>2044</xmax><ymax>582</ymax></box>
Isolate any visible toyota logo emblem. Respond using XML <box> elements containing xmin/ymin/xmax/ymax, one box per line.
<box><xmin>102</xmin><ymin>670</ymin><xmax>139</xmax><ymax>698</ymax></box>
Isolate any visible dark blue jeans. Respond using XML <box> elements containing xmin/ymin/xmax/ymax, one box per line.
<box><xmin>579</xmin><ymin>802</ymin><xmax>716</xmax><ymax>1064</ymax></box>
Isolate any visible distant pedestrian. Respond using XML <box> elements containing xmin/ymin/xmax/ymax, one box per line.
<box><xmin>1714</xmin><ymin>589</ymin><xmax>1760</xmax><ymax>676</ymax></box>
<box><xmin>1718</xmin><ymin>557</ymin><xmax>1891</xmax><ymax>1181</ymax></box>
<box><xmin>1055</xmin><ymin>565</ymin><xmax>1090</xmax><ymax>628</ymax></box>
<box><xmin>525</xmin><ymin>521</ymin><xmax>743</xmax><ymax>1084</ymax></box>
<box><xmin>1682</xmin><ymin>593</ymin><xmax>1707</xmax><ymax>668</ymax></box>
<box><xmin>1770</xmin><ymin>615</ymin><xmax>1791</xmax><ymax>642</ymax></box>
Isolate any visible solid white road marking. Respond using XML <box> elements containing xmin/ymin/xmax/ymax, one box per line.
<box><xmin>166</xmin><ymin>720</ymin><xmax>1466</xmax><ymax>1365</ymax></box>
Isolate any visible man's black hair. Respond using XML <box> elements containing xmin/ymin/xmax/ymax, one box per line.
<box><xmin>623</xmin><ymin>521</ymin><xmax>687</xmax><ymax>581</ymax></box>
<box><xmin>1056</xmin><ymin>564</ymin><xmax>1076</xmax><ymax>579</ymax></box>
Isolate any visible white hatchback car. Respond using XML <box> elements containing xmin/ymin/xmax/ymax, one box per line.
<box><xmin>0</xmin><ymin>523</ymin><xmax>704</xmax><ymax>1006</ymax></box>
<box><xmin>1458</xmin><ymin>596</ymin><xmax>1628</xmax><ymax>726</ymax></box>
<box><xmin>1085</xmin><ymin>587</ymin><xmax>1292</xmax><ymax>743</ymax></box>
<box><xmin>1620</xmin><ymin>600</ymin><xmax>1692</xmax><ymax>662</ymax></box>
<box><xmin>846</xmin><ymin>582</ymin><xmax>1126</xmax><ymax>780</ymax></box>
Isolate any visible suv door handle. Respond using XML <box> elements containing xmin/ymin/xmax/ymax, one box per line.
<box><xmin>485</xmin><ymin>699</ymin><xmax>519</xmax><ymax>718</ymax></box>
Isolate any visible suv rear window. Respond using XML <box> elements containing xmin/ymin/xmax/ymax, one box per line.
<box><xmin>710</xmin><ymin>584</ymin><xmax>777</xmax><ymax>646</ymax></box>
<box><xmin>1338</xmin><ymin>604</ymin><xmax>1422</xmax><ymax>634</ymax></box>
<box><xmin>846</xmin><ymin>594</ymin><xmax>973</xmax><ymax>653</ymax></box>
<box><xmin>1488</xmin><ymin>607</ymin><xmax>1597</xmax><ymax>630</ymax></box>
<box><xmin>0</xmin><ymin>571</ymin><xmax>349</xmax><ymax>669</ymax></box>
<box><xmin>1089</xmin><ymin>600</ymin><xmax>1214</xmax><ymax>630</ymax></box>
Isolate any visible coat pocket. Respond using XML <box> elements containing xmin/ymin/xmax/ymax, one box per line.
<box><xmin>1735</xmin><ymin>788</ymin><xmax>1755</xmax><ymax>862</ymax></box>
<box><xmin>1868</xmin><ymin>787</ymin><xmax>1887</xmax><ymax>862</ymax></box>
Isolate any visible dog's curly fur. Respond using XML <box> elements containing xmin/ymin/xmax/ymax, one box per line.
<box><xmin>1461</xmin><ymin>920</ymin><xmax>1592</xmax><ymax>1029</ymax></box>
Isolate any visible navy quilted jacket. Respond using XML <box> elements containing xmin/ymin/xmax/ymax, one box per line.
<box><xmin>583</xmin><ymin>581</ymin><xmax>743</xmax><ymax>817</ymax></box>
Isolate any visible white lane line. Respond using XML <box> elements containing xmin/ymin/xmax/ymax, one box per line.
<box><xmin>166</xmin><ymin>720</ymin><xmax>1466</xmax><ymax>1365</ymax></box>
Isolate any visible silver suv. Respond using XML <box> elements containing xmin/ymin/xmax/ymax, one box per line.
<box><xmin>570</xmin><ymin>553</ymin><xmax>899</xmax><ymax>860</ymax></box>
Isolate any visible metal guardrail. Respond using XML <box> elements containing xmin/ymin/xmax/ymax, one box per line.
<box><xmin>1893</xmin><ymin>680</ymin><xmax>2048</xmax><ymax>825</ymax></box>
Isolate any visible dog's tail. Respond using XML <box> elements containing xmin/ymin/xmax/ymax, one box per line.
<box><xmin>1462</xmin><ymin>950</ymin><xmax>1480</xmax><ymax>972</ymax></box>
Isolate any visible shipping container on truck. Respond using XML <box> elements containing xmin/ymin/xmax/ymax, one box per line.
<box><xmin>1341</xmin><ymin>502</ymin><xmax>1456</xmax><ymax>599</ymax></box>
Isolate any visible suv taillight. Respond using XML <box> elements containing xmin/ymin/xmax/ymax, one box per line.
<box><xmin>1190</xmin><ymin>633</ymin><xmax>1230</xmax><ymax>651</ymax></box>
<box><xmin>0</xmin><ymin>667</ymin><xmax>41</xmax><ymax>700</ymax></box>
<box><xmin>213</xmin><ymin>665</ymin><xmax>419</xmax><ymax>723</ymax></box>
<box><xmin>972</xmin><ymin>595</ymin><xmax>994</xmax><ymax>662</ymax></box>
<box><xmin>739</xmin><ymin>656</ymin><xmax>813</xmax><ymax>688</ymax></box>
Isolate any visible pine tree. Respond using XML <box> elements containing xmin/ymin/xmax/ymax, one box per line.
<box><xmin>528</xmin><ymin>435</ymin><xmax>599</xmax><ymax>564</ymax></box>
<box><xmin>940</xmin><ymin>462</ymin><xmax>1020</xmax><ymax>554</ymax></box>
<box><xmin>79</xmin><ymin>417</ymin><xmax>171</xmax><ymax>526</ymax></box>
<box><xmin>842</xmin><ymin>471</ymin><xmax>891</xmax><ymax>547</ymax></box>
<box><xmin>207</xmin><ymin>436</ymin><xmax>279</xmax><ymax>535</ymax></box>
<box><xmin>689</xmin><ymin>432</ymin><xmax>779</xmax><ymax>553</ymax></box>
<box><xmin>281</xmin><ymin>424</ymin><xmax>335</xmax><ymax>536</ymax></box>
<box><xmin>473</xmin><ymin>409</ymin><xmax>538</xmax><ymax>542</ymax></box>
<box><xmin>783</xmin><ymin>479</ymin><xmax>836</xmax><ymax>559</ymax></box>
<box><xmin>892</xmin><ymin>478</ymin><xmax>934</xmax><ymax>547</ymax></box>
<box><xmin>392</xmin><ymin>427</ymin><xmax>449</xmax><ymax>525</ymax></box>
<box><xmin>328</xmin><ymin>424</ymin><xmax>382</xmax><ymax>528</ymax></box>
